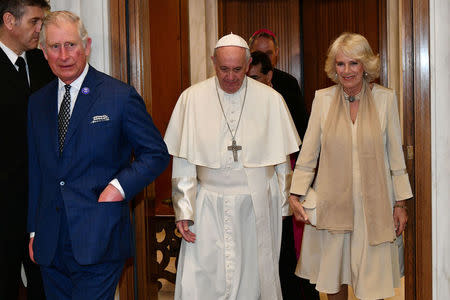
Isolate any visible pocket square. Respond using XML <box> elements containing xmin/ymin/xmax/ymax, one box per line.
<box><xmin>91</xmin><ymin>115</ymin><xmax>110</xmax><ymax>124</ymax></box>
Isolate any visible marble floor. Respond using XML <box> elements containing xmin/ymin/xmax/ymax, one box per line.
<box><xmin>156</xmin><ymin>229</ymin><xmax>405</xmax><ymax>300</ymax></box>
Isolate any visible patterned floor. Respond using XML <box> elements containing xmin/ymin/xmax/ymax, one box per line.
<box><xmin>156</xmin><ymin>229</ymin><xmax>405</xmax><ymax>300</ymax></box>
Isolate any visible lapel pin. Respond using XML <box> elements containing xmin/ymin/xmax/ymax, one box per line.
<box><xmin>81</xmin><ymin>87</ymin><xmax>90</xmax><ymax>95</ymax></box>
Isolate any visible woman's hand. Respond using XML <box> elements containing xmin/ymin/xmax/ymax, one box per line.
<box><xmin>393</xmin><ymin>201</ymin><xmax>408</xmax><ymax>236</ymax></box>
<box><xmin>289</xmin><ymin>194</ymin><xmax>310</xmax><ymax>224</ymax></box>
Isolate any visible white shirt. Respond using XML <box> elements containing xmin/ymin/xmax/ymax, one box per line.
<box><xmin>57</xmin><ymin>63</ymin><xmax>89</xmax><ymax>114</ymax></box>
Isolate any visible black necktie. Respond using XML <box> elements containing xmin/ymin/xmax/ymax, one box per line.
<box><xmin>15</xmin><ymin>56</ymin><xmax>29</xmax><ymax>89</ymax></box>
<box><xmin>58</xmin><ymin>85</ymin><xmax>71</xmax><ymax>153</ymax></box>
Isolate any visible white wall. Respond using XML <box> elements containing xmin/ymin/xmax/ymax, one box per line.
<box><xmin>430</xmin><ymin>0</ymin><xmax>450</xmax><ymax>299</ymax></box>
<box><xmin>188</xmin><ymin>0</ymin><xmax>218</xmax><ymax>84</ymax></box>
<box><xmin>49</xmin><ymin>0</ymin><xmax>111</xmax><ymax>75</ymax></box>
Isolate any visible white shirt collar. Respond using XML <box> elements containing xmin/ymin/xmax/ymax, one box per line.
<box><xmin>0</xmin><ymin>40</ymin><xmax>27</xmax><ymax>66</ymax></box>
<box><xmin>58</xmin><ymin>63</ymin><xmax>90</xmax><ymax>91</ymax></box>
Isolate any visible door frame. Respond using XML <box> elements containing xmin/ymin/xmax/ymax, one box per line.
<box><xmin>107</xmin><ymin>0</ymin><xmax>433</xmax><ymax>299</ymax></box>
<box><xmin>401</xmin><ymin>0</ymin><xmax>432</xmax><ymax>299</ymax></box>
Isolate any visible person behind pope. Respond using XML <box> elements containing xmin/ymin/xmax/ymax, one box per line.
<box><xmin>164</xmin><ymin>33</ymin><xmax>301</xmax><ymax>299</ymax></box>
<box><xmin>247</xmin><ymin>50</ymin><xmax>274</xmax><ymax>86</ymax></box>
<box><xmin>288</xmin><ymin>32</ymin><xmax>413</xmax><ymax>300</ymax></box>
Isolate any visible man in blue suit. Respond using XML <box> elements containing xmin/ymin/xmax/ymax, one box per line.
<box><xmin>27</xmin><ymin>10</ymin><xmax>170</xmax><ymax>299</ymax></box>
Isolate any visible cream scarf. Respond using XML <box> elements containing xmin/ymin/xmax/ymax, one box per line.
<box><xmin>315</xmin><ymin>80</ymin><xmax>395</xmax><ymax>245</ymax></box>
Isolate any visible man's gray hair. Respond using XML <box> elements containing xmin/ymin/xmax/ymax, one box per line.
<box><xmin>39</xmin><ymin>10</ymin><xmax>88</xmax><ymax>48</ymax></box>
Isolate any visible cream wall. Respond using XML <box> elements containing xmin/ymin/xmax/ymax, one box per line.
<box><xmin>188</xmin><ymin>0</ymin><xmax>218</xmax><ymax>84</ymax></box>
<box><xmin>430</xmin><ymin>0</ymin><xmax>450</xmax><ymax>299</ymax></box>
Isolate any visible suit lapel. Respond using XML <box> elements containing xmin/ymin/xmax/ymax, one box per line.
<box><xmin>35</xmin><ymin>79</ymin><xmax>59</xmax><ymax>156</ymax></box>
<box><xmin>27</xmin><ymin>50</ymin><xmax>43</xmax><ymax>92</ymax></box>
<box><xmin>63</xmin><ymin>66</ymin><xmax>102</xmax><ymax>150</ymax></box>
<box><xmin>0</xmin><ymin>48</ymin><xmax>30</xmax><ymax>94</ymax></box>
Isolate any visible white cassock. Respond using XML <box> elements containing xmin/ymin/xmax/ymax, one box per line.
<box><xmin>164</xmin><ymin>76</ymin><xmax>300</xmax><ymax>300</ymax></box>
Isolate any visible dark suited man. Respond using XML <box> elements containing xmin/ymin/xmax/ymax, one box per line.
<box><xmin>249</xmin><ymin>29</ymin><xmax>308</xmax><ymax>139</ymax></box>
<box><xmin>247</xmin><ymin>51</ymin><xmax>274</xmax><ymax>87</ymax></box>
<box><xmin>27</xmin><ymin>11</ymin><xmax>169</xmax><ymax>300</ymax></box>
<box><xmin>0</xmin><ymin>1</ymin><xmax>54</xmax><ymax>299</ymax></box>
<box><xmin>249</xmin><ymin>30</ymin><xmax>318</xmax><ymax>300</ymax></box>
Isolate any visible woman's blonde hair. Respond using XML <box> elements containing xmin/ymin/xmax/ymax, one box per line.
<box><xmin>324</xmin><ymin>32</ymin><xmax>380</xmax><ymax>83</ymax></box>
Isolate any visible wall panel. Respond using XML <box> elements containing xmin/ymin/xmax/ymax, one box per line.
<box><xmin>218</xmin><ymin>0</ymin><xmax>301</xmax><ymax>84</ymax></box>
<box><xmin>301</xmin><ymin>0</ymin><xmax>382</xmax><ymax>112</ymax></box>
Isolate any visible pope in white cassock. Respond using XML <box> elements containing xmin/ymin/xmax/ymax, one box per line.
<box><xmin>164</xmin><ymin>33</ymin><xmax>301</xmax><ymax>300</ymax></box>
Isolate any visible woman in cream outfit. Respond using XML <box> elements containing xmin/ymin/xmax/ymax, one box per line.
<box><xmin>289</xmin><ymin>33</ymin><xmax>413</xmax><ymax>300</ymax></box>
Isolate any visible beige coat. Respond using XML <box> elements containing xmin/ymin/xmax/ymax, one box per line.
<box><xmin>290</xmin><ymin>84</ymin><xmax>412</xmax><ymax>241</ymax></box>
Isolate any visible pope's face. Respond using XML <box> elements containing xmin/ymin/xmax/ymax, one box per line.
<box><xmin>42</xmin><ymin>21</ymin><xmax>91</xmax><ymax>84</ymax></box>
<box><xmin>213</xmin><ymin>46</ymin><xmax>250</xmax><ymax>94</ymax></box>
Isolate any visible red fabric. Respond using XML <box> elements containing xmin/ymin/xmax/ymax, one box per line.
<box><xmin>251</xmin><ymin>28</ymin><xmax>277</xmax><ymax>39</ymax></box>
<box><xmin>289</xmin><ymin>152</ymin><xmax>304</xmax><ymax>259</ymax></box>
<box><xmin>292</xmin><ymin>218</ymin><xmax>304</xmax><ymax>260</ymax></box>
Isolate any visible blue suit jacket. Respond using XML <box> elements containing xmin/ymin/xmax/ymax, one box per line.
<box><xmin>27</xmin><ymin>66</ymin><xmax>169</xmax><ymax>266</ymax></box>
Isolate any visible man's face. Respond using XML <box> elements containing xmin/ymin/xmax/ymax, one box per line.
<box><xmin>10</xmin><ymin>6</ymin><xmax>45</xmax><ymax>52</ymax></box>
<box><xmin>250</xmin><ymin>37</ymin><xmax>278</xmax><ymax>67</ymax></box>
<box><xmin>247</xmin><ymin>63</ymin><xmax>272</xmax><ymax>86</ymax></box>
<box><xmin>212</xmin><ymin>46</ymin><xmax>250</xmax><ymax>94</ymax></box>
<box><xmin>42</xmin><ymin>21</ymin><xmax>91</xmax><ymax>84</ymax></box>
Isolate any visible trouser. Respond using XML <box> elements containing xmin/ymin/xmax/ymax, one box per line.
<box><xmin>40</xmin><ymin>207</ymin><xmax>124</xmax><ymax>300</ymax></box>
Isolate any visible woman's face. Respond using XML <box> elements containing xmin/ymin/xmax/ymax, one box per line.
<box><xmin>335</xmin><ymin>51</ymin><xmax>364</xmax><ymax>94</ymax></box>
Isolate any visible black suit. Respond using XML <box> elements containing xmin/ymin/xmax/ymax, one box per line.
<box><xmin>272</xmin><ymin>68</ymin><xmax>319</xmax><ymax>300</ymax></box>
<box><xmin>0</xmin><ymin>47</ymin><xmax>55</xmax><ymax>300</ymax></box>
<box><xmin>271</xmin><ymin>68</ymin><xmax>308</xmax><ymax>139</ymax></box>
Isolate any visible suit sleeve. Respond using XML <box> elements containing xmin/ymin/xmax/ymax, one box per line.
<box><xmin>27</xmin><ymin>99</ymin><xmax>41</xmax><ymax>233</ymax></box>
<box><xmin>288</xmin><ymin>79</ymin><xmax>309</xmax><ymax>140</ymax></box>
<box><xmin>115</xmin><ymin>87</ymin><xmax>170</xmax><ymax>200</ymax></box>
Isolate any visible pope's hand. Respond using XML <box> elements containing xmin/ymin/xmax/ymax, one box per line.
<box><xmin>176</xmin><ymin>220</ymin><xmax>196</xmax><ymax>243</ymax></box>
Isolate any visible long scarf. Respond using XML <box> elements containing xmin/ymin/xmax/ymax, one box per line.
<box><xmin>315</xmin><ymin>81</ymin><xmax>395</xmax><ymax>245</ymax></box>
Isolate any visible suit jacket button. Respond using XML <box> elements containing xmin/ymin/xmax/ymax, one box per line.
<box><xmin>60</xmin><ymin>181</ymin><xmax>65</xmax><ymax>186</ymax></box>
<box><xmin>56</xmin><ymin>207</ymin><xmax>60</xmax><ymax>212</ymax></box>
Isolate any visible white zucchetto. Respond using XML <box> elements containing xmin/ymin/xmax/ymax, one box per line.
<box><xmin>214</xmin><ymin>33</ymin><xmax>249</xmax><ymax>49</ymax></box>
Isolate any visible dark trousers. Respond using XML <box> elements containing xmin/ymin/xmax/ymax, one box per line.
<box><xmin>0</xmin><ymin>234</ymin><xmax>46</xmax><ymax>300</ymax></box>
<box><xmin>39</xmin><ymin>207</ymin><xmax>124</xmax><ymax>300</ymax></box>
<box><xmin>279</xmin><ymin>216</ymin><xmax>320</xmax><ymax>300</ymax></box>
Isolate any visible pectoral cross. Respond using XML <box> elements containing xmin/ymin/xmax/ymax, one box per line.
<box><xmin>227</xmin><ymin>139</ymin><xmax>242</xmax><ymax>162</ymax></box>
